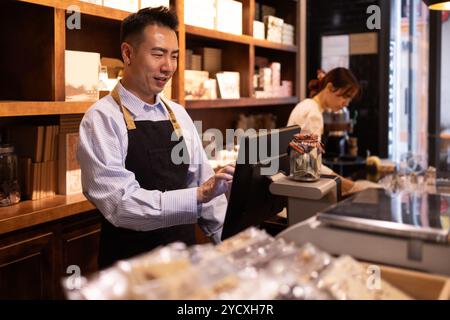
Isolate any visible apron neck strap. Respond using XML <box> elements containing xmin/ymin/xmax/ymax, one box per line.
<box><xmin>110</xmin><ymin>84</ymin><xmax>182</xmax><ymax>138</ymax></box>
<box><xmin>111</xmin><ymin>84</ymin><xmax>136</xmax><ymax>131</ymax></box>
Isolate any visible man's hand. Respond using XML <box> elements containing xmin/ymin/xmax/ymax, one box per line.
<box><xmin>197</xmin><ymin>164</ymin><xmax>235</xmax><ymax>204</ymax></box>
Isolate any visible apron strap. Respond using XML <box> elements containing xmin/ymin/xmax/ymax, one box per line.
<box><xmin>111</xmin><ymin>84</ymin><xmax>136</xmax><ymax>131</ymax></box>
<box><xmin>159</xmin><ymin>95</ymin><xmax>183</xmax><ymax>138</ymax></box>
<box><xmin>110</xmin><ymin>83</ymin><xmax>182</xmax><ymax>138</ymax></box>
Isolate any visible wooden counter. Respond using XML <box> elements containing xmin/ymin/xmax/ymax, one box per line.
<box><xmin>0</xmin><ymin>195</ymin><xmax>101</xmax><ymax>299</ymax></box>
<box><xmin>0</xmin><ymin>194</ymin><xmax>95</xmax><ymax>235</ymax></box>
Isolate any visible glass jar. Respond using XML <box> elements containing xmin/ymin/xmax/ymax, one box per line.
<box><xmin>0</xmin><ymin>144</ymin><xmax>21</xmax><ymax>206</ymax></box>
<box><xmin>289</xmin><ymin>134</ymin><xmax>323</xmax><ymax>182</ymax></box>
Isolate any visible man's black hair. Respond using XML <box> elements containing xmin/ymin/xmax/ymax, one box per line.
<box><xmin>120</xmin><ymin>6</ymin><xmax>179</xmax><ymax>45</ymax></box>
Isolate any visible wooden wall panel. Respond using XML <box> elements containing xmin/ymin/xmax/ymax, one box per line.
<box><xmin>0</xmin><ymin>2</ymin><xmax>54</xmax><ymax>101</ymax></box>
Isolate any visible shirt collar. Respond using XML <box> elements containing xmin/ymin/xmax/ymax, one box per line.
<box><xmin>116</xmin><ymin>81</ymin><xmax>164</xmax><ymax>116</ymax></box>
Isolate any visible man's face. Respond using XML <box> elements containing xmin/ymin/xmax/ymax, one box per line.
<box><xmin>128</xmin><ymin>24</ymin><xmax>178</xmax><ymax>97</ymax></box>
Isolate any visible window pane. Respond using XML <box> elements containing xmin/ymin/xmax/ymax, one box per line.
<box><xmin>388</xmin><ymin>0</ymin><xmax>429</xmax><ymax>163</ymax></box>
<box><xmin>439</xmin><ymin>12</ymin><xmax>450</xmax><ymax>173</ymax></box>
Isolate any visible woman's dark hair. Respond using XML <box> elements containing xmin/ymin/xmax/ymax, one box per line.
<box><xmin>120</xmin><ymin>6</ymin><xmax>179</xmax><ymax>45</ymax></box>
<box><xmin>308</xmin><ymin>67</ymin><xmax>360</xmax><ymax>99</ymax></box>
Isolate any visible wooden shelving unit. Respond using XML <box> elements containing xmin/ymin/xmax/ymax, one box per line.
<box><xmin>0</xmin><ymin>1</ymin><xmax>304</xmax><ymax>299</ymax></box>
<box><xmin>18</xmin><ymin>0</ymin><xmax>129</xmax><ymax>21</ymax></box>
<box><xmin>0</xmin><ymin>0</ymin><xmax>304</xmax><ymax>205</ymax></box>
<box><xmin>186</xmin><ymin>96</ymin><xmax>299</xmax><ymax>109</ymax></box>
<box><xmin>0</xmin><ymin>0</ymin><xmax>306</xmax><ymax>300</ymax></box>
<box><xmin>253</xmin><ymin>38</ymin><xmax>298</xmax><ymax>52</ymax></box>
<box><xmin>3</xmin><ymin>0</ymin><xmax>302</xmax><ymax>113</ymax></box>
<box><xmin>185</xmin><ymin>24</ymin><xmax>253</xmax><ymax>45</ymax></box>
<box><xmin>0</xmin><ymin>101</ymin><xmax>91</xmax><ymax>117</ymax></box>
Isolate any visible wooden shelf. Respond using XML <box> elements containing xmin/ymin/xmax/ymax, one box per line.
<box><xmin>0</xmin><ymin>101</ymin><xmax>91</xmax><ymax>117</ymax></box>
<box><xmin>0</xmin><ymin>193</ymin><xmax>95</xmax><ymax>235</ymax></box>
<box><xmin>18</xmin><ymin>0</ymin><xmax>129</xmax><ymax>21</ymax></box>
<box><xmin>185</xmin><ymin>25</ymin><xmax>252</xmax><ymax>45</ymax></box>
<box><xmin>185</xmin><ymin>97</ymin><xmax>299</xmax><ymax>109</ymax></box>
<box><xmin>186</xmin><ymin>25</ymin><xmax>297</xmax><ymax>53</ymax></box>
<box><xmin>253</xmin><ymin>38</ymin><xmax>297</xmax><ymax>52</ymax></box>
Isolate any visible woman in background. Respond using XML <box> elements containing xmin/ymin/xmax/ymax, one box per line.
<box><xmin>287</xmin><ymin>67</ymin><xmax>372</xmax><ymax>195</ymax></box>
<box><xmin>288</xmin><ymin>67</ymin><xmax>360</xmax><ymax>137</ymax></box>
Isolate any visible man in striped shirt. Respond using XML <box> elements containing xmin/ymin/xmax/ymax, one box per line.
<box><xmin>77</xmin><ymin>7</ymin><xmax>234</xmax><ymax>268</ymax></box>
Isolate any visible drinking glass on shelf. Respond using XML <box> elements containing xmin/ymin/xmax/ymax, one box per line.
<box><xmin>98</xmin><ymin>66</ymin><xmax>108</xmax><ymax>91</ymax></box>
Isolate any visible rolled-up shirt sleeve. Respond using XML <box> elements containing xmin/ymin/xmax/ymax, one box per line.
<box><xmin>77</xmin><ymin>106</ymin><xmax>198</xmax><ymax>232</ymax></box>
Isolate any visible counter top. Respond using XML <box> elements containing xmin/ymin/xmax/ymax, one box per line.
<box><xmin>0</xmin><ymin>194</ymin><xmax>95</xmax><ymax>235</ymax></box>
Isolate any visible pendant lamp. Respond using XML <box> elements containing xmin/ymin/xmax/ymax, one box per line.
<box><xmin>423</xmin><ymin>0</ymin><xmax>450</xmax><ymax>10</ymax></box>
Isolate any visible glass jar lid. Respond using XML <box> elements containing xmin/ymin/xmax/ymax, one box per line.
<box><xmin>0</xmin><ymin>144</ymin><xmax>14</xmax><ymax>154</ymax></box>
<box><xmin>289</xmin><ymin>134</ymin><xmax>325</xmax><ymax>155</ymax></box>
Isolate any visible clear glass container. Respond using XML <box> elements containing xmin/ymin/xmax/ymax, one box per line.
<box><xmin>289</xmin><ymin>134</ymin><xmax>323</xmax><ymax>182</ymax></box>
<box><xmin>0</xmin><ymin>144</ymin><xmax>21</xmax><ymax>206</ymax></box>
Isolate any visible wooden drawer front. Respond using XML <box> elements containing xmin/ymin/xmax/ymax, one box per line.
<box><xmin>0</xmin><ymin>232</ymin><xmax>54</xmax><ymax>299</ymax></box>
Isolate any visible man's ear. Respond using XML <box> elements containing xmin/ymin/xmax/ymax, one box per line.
<box><xmin>121</xmin><ymin>42</ymin><xmax>133</xmax><ymax>66</ymax></box>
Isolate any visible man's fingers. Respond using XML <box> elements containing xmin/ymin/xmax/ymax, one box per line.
<box><xmin>215</xmin><ymin>173</ymin><xmax>233</xmax><ymax>181</ymax></box>
<box><xmin>219</xmin><ymin>165</ymin><xmax>235</xmax><ymax>175</ymax></box>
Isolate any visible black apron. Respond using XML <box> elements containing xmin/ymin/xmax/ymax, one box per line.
<box><xmin>98</xmin><ymin>85</ymin><xmax>196</xmax><ymax>269</ymax></box>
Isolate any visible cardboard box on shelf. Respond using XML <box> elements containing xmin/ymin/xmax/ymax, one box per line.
<box><xmin>195</xmin><ymin>47</ymin><xmax>222</xmax><ymax>75</ymax></box>
<box><xmin>282</xmin><ymin>36</ymin><xmax>294</xmax><ymax>45</ymax></box>
<box><xmin>270</xmin><ymin>62</ymin><xmax>281</xmax><ymax>88</ymax></box>
<box><xmin>140</xmin><ymin>0</ymin><xmax>170</xmax><ymax>9</ymax></box>
<box><xmin>103</xmin><ymin>0</ymin><xmax>139</xmax><ymax>12</ymax></box>
<box><xmin>191</xmin><ymin>54</ymin><xmax>202</xmax><ymax>71</ymax></box>
<box><xmin>282</xmin><ymin>24</ymin><xmax>295</xmax><ymax>45</ymax></box>
<box><xmin>185</xmin><ymin>49</ymin><xmax>193</xmax><ymax>70</ymax></box>
<box><xmin>185</xmin><ymin>70</ymin><xmax>210</xmax><ymax>100</ymax></box>
<box><xmin>281</xmin><ymin>80</ymin><xmax>293</xmax><ymax>97</ymax></box>
<box><xmin>264</xmin><ymin>15</ymin><xmax>283</xmax><ymax>43</ymax></box>
<box><xmin>259</xmin><ymin>67</ymin><xmax>272</xmax><ymax>93</ymax></box>
<box><xmin>282</xmin><ymin>23</ymin><xmax>294</xmax><ymax>32</ymax></box>
<box><xmin>185</xmin><ymin>0</ymin><xmax>216</xmax><ymax>30</ymax></box>
<box><xmin>216</xmin><ymin>0</ymin><xmax>242</xmax><ymax>35</ymax></box>
<box><xmin>80</xmin><ymin>0</ymin><xmax>102</xmax><ymax>4</ymax></box>
<box><xmin>203</xmin><ymin>79</ymin><xmax>218</xmax><ymax>99</ymax></box>
<box><xmin>58</xmin><ymin>132</ymin><xmax>82</xmax><ymax>195</ymax></box>
<box><xmin>65</xmin><ymin>50</ymin><xmax>100</xmax><ymax>102</ymax></box>
<box><xmin>216</xmin><ymin>71</ymin><xmax>240</xmax><ymax>99</ymax></box>
<box><xmin>253</xmin><ymin>21</ymin><xmax>265</xmax><ymax>40</ymax></box>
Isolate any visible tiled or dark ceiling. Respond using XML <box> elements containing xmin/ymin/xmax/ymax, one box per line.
<box><xmin>307</xmin><ymin>0</ymin><xmax>387</xmax><ymax>157</ymax></box>
<box><xmin>309</xmin><ymin>0</ymin><xmax>380</xmax><ymax>34</ymax></box>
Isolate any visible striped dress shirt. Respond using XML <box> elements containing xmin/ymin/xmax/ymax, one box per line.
<box><xmin>77</xmin><ymin>82</ymin><xmax>227</xmax><ymax>243</ymax></box>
